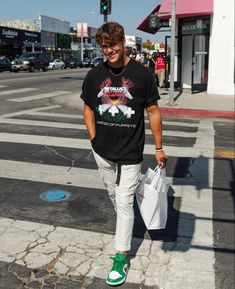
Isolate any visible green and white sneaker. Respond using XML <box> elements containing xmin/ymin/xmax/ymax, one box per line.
<box><xmin>106</xmin><ymin>253</ymin><xmax>128</xmax><ymax>286</ymax></box>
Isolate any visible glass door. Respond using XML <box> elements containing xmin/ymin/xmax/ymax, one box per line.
<box><xmin>191</xmin><ymin>34</ymin><xmax>209</xmax><ymax>93</ymax></box>
<box><xmin>165</xmin><ymin>36</ymin><xmax>181</xmax><ymax>89</ymax></box>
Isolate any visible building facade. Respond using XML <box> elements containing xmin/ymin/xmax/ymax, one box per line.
<box><xmin>138</xmin><ymin>0</ymin><xmax>234</xmax><ymax>95</ymax></box>
<box><xmin>0</xmin><ymin>16</ymin><xmax>100</xmax><ymax>62</ymax></box>
<box><xmin>0</xmin><ymin>26</ymin><xmax>41</xmax><ymax>59</ymax></box>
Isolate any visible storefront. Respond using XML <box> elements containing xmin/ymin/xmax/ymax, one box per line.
<box><xmin>39</xmin><ymin>15</ymin><xmax>72</xmax><ymax>61</ymax></box>
<box><xmin>0</xmin><ymin>26</ymin><xmax>41</xmax><ymax>59</ymax></box>
<box><xmin>164</xmin><ymin>17</ymin><xmax>210</xmax><ymax>93</ymax></box>
<box><xmin>137</xmin><ymin>0</ymin><xmax>234</xmax><ymax>95</ymax></box>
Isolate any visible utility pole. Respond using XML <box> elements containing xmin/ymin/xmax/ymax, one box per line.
<box><xmin>81</xmin><ymin>23</ymin><xmax>83</xmax><ymax>61</ymax></box>
<box><xmin>168</xmin><ymin>0</ymin><xmax>176</xmax><ymax>105</ymax></box>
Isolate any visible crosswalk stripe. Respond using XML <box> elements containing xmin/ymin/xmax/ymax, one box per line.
<box><xmin>0</xmin><ymin>85</ymin><xmax>8</xmax><ymax>88</ymax></box>
<box><xmin>0</xmin><ymin>88</ymin><xmax>39</xmax><ymax>96</ymax></box>
<box><xmin>20</xmin><ymin>111</ymin><xmax>199</xmax><ymax>127</ymax></box>
<box><xmin>26</xmin><ymin>111</ymin><xmax>85</xmax><ymax>119</ymax></box>
<box><xmin>0</xmin><ymin>159</ymin><xmax>105</xmax><ymax>190</ymax></box>
<box><xmin>0</xmin><ymin>132</ymin><xmax>202</xmax><ymax>157</ymax></box>
<box><xmin>0</xmin><ymin>117</ymin><xmax>197</xmax><ymax>137</ymax></box>
<box><xmin>8</xmin><ymin>91</ymin><xmax>71</xmax><ymax>102</ymax></box>
<box><xmin>0</xmin><ymin>117</ymin><xmax>81</xmax><ymax>129</ymax></box>
<box><xmin>0</xmin><ymin>105</ymin><xmax>61</xmax><ymax>118</ymax></box>
<box><xmin>1</xmin><ymin>111</ymin><xmax>200</xmax><ymax>128</ymax></box>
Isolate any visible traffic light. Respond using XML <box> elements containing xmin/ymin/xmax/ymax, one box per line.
<box><xmin>100</xmin><ymin>0</ymin><xmax>111</xmax><ymax>15</ymax></box>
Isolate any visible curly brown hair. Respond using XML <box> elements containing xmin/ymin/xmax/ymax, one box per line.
<box><xmin>95</xmin><ymin>22</ymin><xmax>125</xmax><ymax>46</ymax></box>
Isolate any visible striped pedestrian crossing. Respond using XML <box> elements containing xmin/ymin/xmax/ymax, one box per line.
<box><xmin>0</xmin><ymin>85</ymin><xmax>215</xmax><ymax>288</ymax></box>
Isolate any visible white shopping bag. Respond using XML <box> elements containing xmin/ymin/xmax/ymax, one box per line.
<box><xmin>136</xmin><ymin>166</ymin><xmax>170</xmax><ymax>230</ymax></box>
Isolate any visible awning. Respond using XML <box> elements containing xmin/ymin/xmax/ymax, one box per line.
<box><xmin>159</xmin><ymin>0</ymin><xmax>213</xmax><ymax>19</ymax></box>
<box><xmin>137</xmin><ymin>0</ymin><xmax>213</xmax><ymax>34</ymax></box>
<box><xmin>137</xmin><ymin>5</ymin><xmax>161</xmax><ymax>34</ymax></box>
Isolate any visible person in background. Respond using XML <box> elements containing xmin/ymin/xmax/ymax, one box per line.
<box><xmin>155</xmin><ymin>52</ymin><xmax>166</xmax><ymax>88</ymax></box>
<box><xmin>124</xmin><ymin>46</ymin><xmax>130</xmax><ymax>57</ymax></box>
<box><xmin>81</xmin><ymin>22</ymin><xmax>167</xmax><ymax>287</ymax></box>
<box><xmin>148</xmin><ymin>52</ymin><xmax>157</xmax><ymax>83</ymax></box>
<box><xmin>130</xmin><ymin>47</ymin><xmax>137</xmax><ymax>60</ymax></box>
<box><xmin>142</xmin><ymin>52</ymin><xmax>149</xmax><ymax>67</ymax></box>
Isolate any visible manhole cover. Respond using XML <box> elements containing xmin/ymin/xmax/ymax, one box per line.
<box><xmin>40</xmin><ymin>190</ymin><xmax>71</xmax><ymax>202</ymax></box>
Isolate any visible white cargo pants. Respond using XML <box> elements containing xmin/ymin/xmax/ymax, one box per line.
<box><xmin>92</xmin><ymin>150</ymin><xmax>141</xmax><ymax>251</ymax></box>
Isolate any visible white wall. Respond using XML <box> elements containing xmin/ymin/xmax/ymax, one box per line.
<box><xmin>207</xmin><ymin>0</ymin><xmax>235</xmax><ymax>95</ymax></box>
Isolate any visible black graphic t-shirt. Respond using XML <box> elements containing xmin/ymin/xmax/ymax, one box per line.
<box><xmin>80</xmin><ymin>59</ymin><xmax>160</xmax><ymax>164</ymax></box>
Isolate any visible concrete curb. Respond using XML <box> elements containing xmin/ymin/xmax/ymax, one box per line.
<box><xmin>160</xmin><ymin>107</ymin><xmax>235</xmax><ymax>120</ymax></box>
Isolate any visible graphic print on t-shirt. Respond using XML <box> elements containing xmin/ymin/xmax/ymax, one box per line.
<box><xmin>97</xmin><ymin>77</ymin><xmax>135</xmax><ymax>121</ymax></box>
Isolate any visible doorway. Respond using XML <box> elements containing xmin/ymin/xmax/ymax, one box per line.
<box><xmin>165</xmin><ymin>33</ymin><xmax>210</xmax><ymax>93</ymax></box>
<box><xmin>181</xmin><ymin>34</ymin><xmax>209</xmax><ymax>93</ymax></box>
<box><xmin>191</xmin><ymin>34</ymin><xmax>209</xmax><ymax>93</ymax></box>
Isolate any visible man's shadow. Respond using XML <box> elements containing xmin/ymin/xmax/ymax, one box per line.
<box><xmin>129</xmin><ymin>185</ymin><xmax>195</xmax><ymax>258</ymax></box>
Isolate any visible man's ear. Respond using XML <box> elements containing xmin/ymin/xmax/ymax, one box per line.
<box><xmin>122</xmin><ymin>37</ymin><xmax>126</xmax><ymax>46</ymax></box>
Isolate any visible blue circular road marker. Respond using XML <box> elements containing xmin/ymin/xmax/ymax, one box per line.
<box><xmin>40</xmin><ymin>190</ymin><xmax>71</xmax><ymax>202</ymax></box>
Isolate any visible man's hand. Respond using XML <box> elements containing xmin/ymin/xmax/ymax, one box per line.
<box><xmin>155</xmin><ymin>150</ymin><xmax>167</xmax><ymax>169</ymax></box>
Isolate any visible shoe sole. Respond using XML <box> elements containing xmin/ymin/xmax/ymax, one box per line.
<box><xmin>106</xmin><ymin>276</ymin><xmax>126</xmax><ymax>286</ymax></box>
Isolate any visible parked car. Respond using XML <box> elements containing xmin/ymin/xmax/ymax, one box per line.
<box><xmin>11</xmin><ymin>52</ymin><xmax>49</xmax><ymax>72</ymax></box>
<box><xmin>80</xmin><ymin>58</ymin><xmax>92</xmax><ymax>68</ymax></box>
<box><xmin>48</xmin><ymin>59</ymin><xmax>65</xmax><ymax>70</ymax></box>
<box><xmin>0</xmin><ymin>57</ymin><xmax>12</xmax><ymax>73</ymax></box>
<box><xmin>63</xmin><ymin>59</ymin><xmax>71</xmax><ymax>69</ymax></box>
<box><xmin>68</xmin><ymin>58</ymin><xmax>82</xmax><ymax>69</ymax></box>
<box><xmin>90</xmin><ymin>57</ymin><xmax>104</xmax><ymax>67</ymax></box>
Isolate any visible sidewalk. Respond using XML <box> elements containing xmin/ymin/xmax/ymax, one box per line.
<box><xmin>158</xmin><ymin>89</ymin><xmax>235</xmax><ymax>119</ymax></box>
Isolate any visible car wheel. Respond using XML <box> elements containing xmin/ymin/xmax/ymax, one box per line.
<box><xmin>61</xmin><ymin>65</ymin><xmax>65</xmax><ymax>69</ymax></box>
<box><xmin>42</xmin><ymin>65</ymin><xmax>48</xmax><ymax>72</ymax></box>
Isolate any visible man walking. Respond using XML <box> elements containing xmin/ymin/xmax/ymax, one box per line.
<box><xmin>155</xmin><ymin>52</ymin><xmax>166</xmax><ymax>88</ymax></box>
<box><xmin>81</xmin><ymin>22</ymin><xmax>167</xmax><ymax>286</ymax></box>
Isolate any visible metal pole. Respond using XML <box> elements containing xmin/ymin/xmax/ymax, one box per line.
<box><xmin>168</xmin><ymin>0</ymin><xmax>176</xmax><ymax>105</ymax></box>
<box><xmin>104</xmin><ymin>14</ymin><xmax>108</xmax><ymax>23</ymax></box>
<box><xmin>81</xmin><ymin>23</ymin><xmax>83</xmax><ymax>61</ymax></box>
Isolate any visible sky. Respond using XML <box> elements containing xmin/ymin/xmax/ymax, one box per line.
<box><xmin>0</xmin><ymin>0</ymin><xmax>170</xmax><ymax>43</ymax></box>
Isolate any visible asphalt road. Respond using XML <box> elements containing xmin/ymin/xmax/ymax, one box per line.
<box><xmin>0</xmin><ymin>69</ymin><xmax>234</xmax><ymax>289</ymax></box>
<box><xmin>0</xmin><ymin>67</ymin><xmax>88</xmax><ymax>115</ymax></box>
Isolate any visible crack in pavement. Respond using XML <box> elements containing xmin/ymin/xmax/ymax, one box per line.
<box><xmin>44</xmin><ymin>145</ymin><xmax>75</xmax><ymax>172</ymax></box>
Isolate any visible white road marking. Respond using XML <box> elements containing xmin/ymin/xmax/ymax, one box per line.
<box><xmin>0</xmin><ymin>105</ymin><xmax>61</xmax><ymax>118</ymax></box>
<box><xmin>8</xmin><ymin>91</ymin><xmax>71</xmax><ymax>102</ymax></box>
<box><xmin>0</xmin><ymin>159</ymin><xmax>105</xmax><ymax>190</ymax></box>
<box><xmin>0</xmin><ymin>117</ymin><xmax>197</xmax><ymax>137</ymax></box>
<box><xmin>0</xmin><ymin>132</ymin><xmax>204</xmax><ymax>157</ymax></box>
<box><xmin>0</xmin><ymin>88</ymin><xmax>38</xmax><ymax>96</ymax></box>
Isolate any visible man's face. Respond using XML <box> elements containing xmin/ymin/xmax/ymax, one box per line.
<box><xmin>101</xmin><ymin>38</ymin><xmax>125</xmax><ymax>66</ymax></box>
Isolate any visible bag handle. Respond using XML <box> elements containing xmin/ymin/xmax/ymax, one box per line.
<box><xmin>154</xmin><ymin>166</ymin><xmax>161</xmax><ymax>172</ymax></box>
<box><xmin>151</xmin><ymin>166</ymin><xmax>161</xmax><ymax>188</ymax></box>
